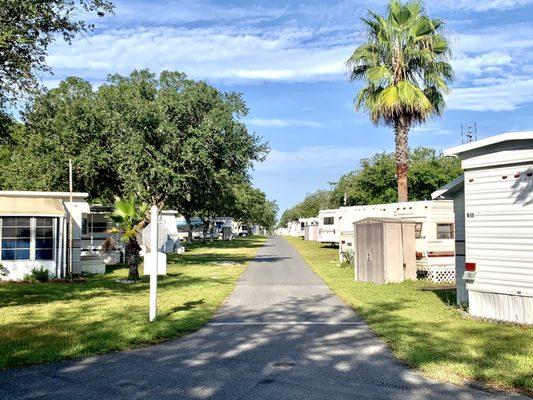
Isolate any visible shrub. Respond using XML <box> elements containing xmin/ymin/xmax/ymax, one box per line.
<box><xmin>24</xmin><ymin>267</ymin><xmax>49</xmax><ymax>283</ymax></box>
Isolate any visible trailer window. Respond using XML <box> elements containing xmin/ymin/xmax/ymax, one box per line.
<box><xmin>91</xmin><ymin>221</ymin><xmax>108</xmax><ymax>233</ymax></box>
<box><xmin>1</xmin><ymin>217</ymin><xmax>31</xmax><ymax>260</ymax></box>
<box><xmin>323</xmin><ymin>217</ymin><xmax>334</xmax><ymax>225</ymax></box>
<box><xmin>301</xmin><ymin>222</ymin><xmax>305</xmax><ymax>229</ymax></box>
<box><xmin>437</xmin><ymin>223</ymin><xmax>454</xmax><ymax>239</ymax></box>
<box><xmin>415</xmin><ymin>223</ymin><xmax>423</xmax><ymax>239</ymax></box>
<box><xmin>35</xmin><ymin>218</ymin><xmax>54</xmax><ymax>260</ymax></box>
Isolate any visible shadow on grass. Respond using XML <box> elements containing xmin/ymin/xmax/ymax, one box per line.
<box><xmin>355</xmin><ymin>297</ymin><xmax>533</xmax><ymax>391</ymax></box>
<box><xmin>419</xmin><ymin>286</ymin><xmax>457</xmax><ymax>306</ymax></box>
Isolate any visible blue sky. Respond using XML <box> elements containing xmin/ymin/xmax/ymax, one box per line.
<box><xmin>44</xmin><ymin>0</ymin><xmax>533</xmax><ymax>214</ymax></box>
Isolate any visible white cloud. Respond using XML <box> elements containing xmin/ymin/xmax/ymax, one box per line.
<box><xmin>246</xmin><ymin>118</ymin><xmax>324</xmax><ymax>128</ymax></box>
<box><xmin>448</xmin><ymin>78</ymin><xmax>533</xmax><ymax>111</ymax></box>
<box><xmin>452</xmin><ymin>51</ymin><xmax>513</xmax><ymax>77</ymax></box>
<box><xmin>47</xmin><ymin>26</ymin><xmax>352</xmax><ymax>83</ymax></box>
<box><xmin>429</xmin><ymin>0</ymin><xmax>533</xmax><ymax>11</ymax></box>
<box><xmin>257</xmin><ymin>145</ymin><xmax>379</xmax><ymax>171</ymax></box>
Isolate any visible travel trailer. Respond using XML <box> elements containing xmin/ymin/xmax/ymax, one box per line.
<box><xmin>441</xmin><ymin>131</ymin><xmax>533</xmax><ymax>324</ymax></box>
<box><xmin>337</xmin><ymin>200</ymin><xmax>455</xmax><ymax>282</ymax></box>
<box><xmin>317</xmin><ymin>209</ymin><xmax>343</xmax><ymax>244</ymax></box>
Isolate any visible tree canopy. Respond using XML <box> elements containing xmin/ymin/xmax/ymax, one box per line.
<box><xmin>0</xmin><ymin>70</ymin><xmax>273</xmax><ymax>226</ymax></box>
<box><xmin>0</xmin><ymin>0</ymin><xmax>114</xmax><ymax>104</ymax></box>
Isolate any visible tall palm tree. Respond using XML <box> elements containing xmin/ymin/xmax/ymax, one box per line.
<box><xmin>108</xmin><ymin>197</ymin><xmax>148</xmax><ymax>280</ymax></box>
<box><xmin>347</xmin><ymin>0</ymin><xmax>453</xmax><ymax>202</ymax></box>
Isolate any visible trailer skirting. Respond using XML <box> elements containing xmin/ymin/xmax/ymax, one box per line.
<box><xmin>468</xmin><ymin>289</ymin><xmax>533</xmax><ymax>325</ymax></box>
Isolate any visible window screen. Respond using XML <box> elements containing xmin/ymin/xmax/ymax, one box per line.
<box><xmin>437</xmin><ymin>223</ymin><xmax>454</xmax><ymax>239</ymax></box>
<box><xmin>1</xmin><ymin>218</ymin><xmax>31</xmax><ymax>260</ymax></box>
<box><xmin>35</xmin><ymin>218</ymin><xmax>54</xmax><ymax>260</ymax></box>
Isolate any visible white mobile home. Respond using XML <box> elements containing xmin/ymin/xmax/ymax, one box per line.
<box><xmin>444</xmin><ymin>131</ymin><xmax>533</xmax><ymax>324</ymax></box>
<box><xmin>0</xmin><ymin>191</ymin><xmax>89</xmax><ymax>280</ymax></box>
<box><xmin>317</xmin><ymin>209</ymin><xmax>342</xmax><ymax>244</ymax></box>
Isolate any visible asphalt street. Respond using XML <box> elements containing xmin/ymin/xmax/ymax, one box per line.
<box><xmin>0</xmin><ymin>236</ymin><xmax>527</xmax><ymax>399</ymax></box>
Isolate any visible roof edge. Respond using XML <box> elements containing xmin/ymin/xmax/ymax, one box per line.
<box><xmin>444</xmin><ymin>131</ymin><xmax>533</xmax><ymax>157</ymax></box>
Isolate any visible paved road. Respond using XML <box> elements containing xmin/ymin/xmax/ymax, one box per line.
<box><xmin>0</xmin><ymin>236</ymin><xmax>527</xmax><ymax>399</ymax></box>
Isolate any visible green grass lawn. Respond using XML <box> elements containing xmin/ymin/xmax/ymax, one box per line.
<box><xmin>0</xmin><ymin>236</ymin><xmax>266</xmax><ymax>369</ymax></box>
<box><xmin>285</xmin><ymin>236</ymin><xmax>533</xmax><ymax>394</ymax></box>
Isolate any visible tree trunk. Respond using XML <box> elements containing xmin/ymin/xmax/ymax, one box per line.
<box><xmin>394</xmin><ymin>117</ymin><xmax>410</xmax><ymax>202</ymax></box>
<box><xmin>125</xmin><ymin>238</ymin><xmax>141</xmax><ymax>280</ymax></box>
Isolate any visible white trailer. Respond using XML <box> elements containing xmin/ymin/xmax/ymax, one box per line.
<box><xmin>338</xmin><ymin>201</ymin><xmax>455</xmax><ymax>282</ymax></box>
<box><xmin>317</xmin><ymin>209</ymin><xmax>342</xmax><ymax>244</ymax></box>
<box><xmin>444</xmin><ymin>131</ymin><xmax>533</xmax><ymax>324</ymax></box>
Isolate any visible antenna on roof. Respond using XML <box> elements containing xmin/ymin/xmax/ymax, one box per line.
<box><xmin>461</xmin><ymin>122</ymin><xmax>477</xmax><ymax>144</ymax></box>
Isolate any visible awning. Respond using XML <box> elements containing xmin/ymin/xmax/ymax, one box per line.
<box><xmin>0</xmin><ymin>196</ymin><xmax>66</xmax><ymax>216</ymax></box>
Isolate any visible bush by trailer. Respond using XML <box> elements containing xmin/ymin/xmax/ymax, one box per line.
<box><xmin>444</xmin><ymin>131</ymin><xmax>533</xmax><ymax>324</ymax></box>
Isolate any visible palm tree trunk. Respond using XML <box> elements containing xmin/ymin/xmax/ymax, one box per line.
<box><xmin>394</xmin><ymin>117</ymin><xmax>410</xmax><ymax>202</ymax></box>
<box><xmin>125</xmin><ymin>239</ymin><xmax>141</xmax><ymax>280</ymax></box>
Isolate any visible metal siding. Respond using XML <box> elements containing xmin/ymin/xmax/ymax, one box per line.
<box><xmin>465</xmin><ymin>163</ymin><xmax>533</xmax><ymax>297</ymax></box>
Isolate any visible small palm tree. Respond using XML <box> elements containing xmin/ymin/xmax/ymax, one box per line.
<box><xmin>347</xmin><ymin>0</ymin><xmax>453</xmax><ymax>202</ymax></box>
<box><xmin>109</xmin><ymin>197</ymin><xmax>149</xmax><ymax>280</ymax></box>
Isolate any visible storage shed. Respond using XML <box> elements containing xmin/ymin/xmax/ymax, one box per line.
<box><xmin>354</xmin><ymin>218</ymin><xmax>416</xmax><ymax>284</ymax></box>
<box><xmin>444</xmin><ymin>131</ymin><xmax>533</xmax><ymax>324</ymax></box>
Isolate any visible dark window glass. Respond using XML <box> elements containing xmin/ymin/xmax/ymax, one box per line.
<box><xmin>91</xmin><ymin>221</ymin><xmax>108</xmax><ymax>233</ymax></box>
<box><xmin>35</xmin><ymin>249</ymin><xmax>53</xmax><ymax>260</ymax></box>
<box><xmin>323</xmin><ymin>217</ymin><xmax>334</xmax><ymax>225</ymax></box>
<box><xmin>35</xmin><ymin>218</ymin><xmax>54</xmax><ymax>260</ymax></box>
<box><xmin>15</xmin><ymin>249</ymin><xmax>30</xmax><ymax>260</ymax></box>
<box><xmin>437</xmin><ymin>224</ymin><xmax>454</xmax><ymax>239</ymax></box>
<box><xmin>35</xmin><ymin>218</ymin><xmax>53</xmax><ymax>227</ymax></box>
<box><xmin>1</xmin><ymin>250</ymin><xmax>14</xmax><ymax>259</ymax></box>
<box><xmin>81</xmin><ymin>218</ymin><xmax>87</xmax><ymax>235</ymax></box>
<box><xmin>1</xmin><ymin>218</ymin><xmax>31</xmax><ymax>260</ymax></box>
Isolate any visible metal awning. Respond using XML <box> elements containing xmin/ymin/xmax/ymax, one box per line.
<box><xmin>0</xmin><ymin>196</ymin><xmax>66</xmax><ymax>216</ymax></box>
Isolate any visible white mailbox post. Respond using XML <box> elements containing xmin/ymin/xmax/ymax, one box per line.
<box><xmin>147</xmin><ymin>205</ymin><xmax>164</xmax><ymax>322</ymax></box>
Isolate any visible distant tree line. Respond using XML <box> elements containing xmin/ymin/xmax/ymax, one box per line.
<box><xmin>279</xmin><ymin>147</ymin><xmax>461</xmax><ymax>226</ymax></box>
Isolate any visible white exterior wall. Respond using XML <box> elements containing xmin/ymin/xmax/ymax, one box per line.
<box><xmin>464</xmin><ymin>162</ymin><xmax>533</xmax><ymax>324</ymax></box>
<box><xmin>318</xmin><ymin>209</ymin><xmax>341</xmax><ymax>244</ymax></box>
